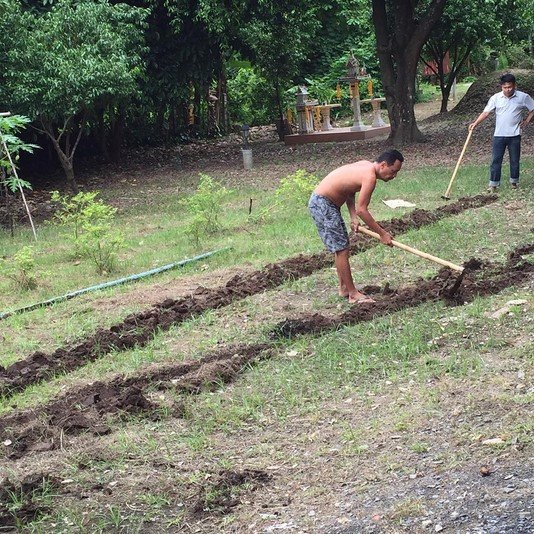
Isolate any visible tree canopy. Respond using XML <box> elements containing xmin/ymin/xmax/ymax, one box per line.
<box><xmin>0</xmin><ymin>0</ymin><xmax>531</xmax><ymax>185</ymax></box>
<box><xmin>1</xmin><ymin>0</ymin><xmax>147</xmax><ymax>190</ymax></box>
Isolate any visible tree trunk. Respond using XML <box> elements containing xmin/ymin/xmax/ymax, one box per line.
<box><xmin>193</xmin><ymin>84</ymin><xmax>201</xmax><ymax>127</ymax></box>
<box><xmin>110</xmin><ymin>105</ymin><xmax>125</xmax><ymax>162</ymax></box>
<box><xmin>386</xmin><ymin>56</ymin><xmax>425</xmax><ymax>144</ymax></box>
<box><xmin>216</xmin><ymin>71</ymin><xmax>228</xmax><ymax>135</ymax></box>
<box><xmin>372</xmin><ymin>0</ymin><xmax>447</xmax><ymax>144</ymax></box>
<box><xmin>424</xmin><ymin>42</ymin><xmax>473</xmax><ymax>114</ymax></box>
<box><xmin>63</xmin><ymin>161</ymin><xmax>77</xmax><ymax>194</ymax></box>
<box><xmin>440</xmin><ymin>84</ymin><xmax>452</xmax><ymax>113</ymax></box>
<box><xmin>43</xmin><ymin>118</ymin><xmax>80</xmax><ymax>193</ymax></box>
<box><xmin>97</xmin><ymin>106</ymin><xmax>110</xmax><ymax>162</ymax></box>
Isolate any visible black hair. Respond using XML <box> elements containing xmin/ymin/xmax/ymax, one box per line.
<box><xmin>500</xmin><ymin>73</ymin><xmax>516</xmax><ymax>85</ymax></box>
<box><xmin>376</xmin><ymin>149</ymin><xmax>404</xmax><ymax>165</ymax></box>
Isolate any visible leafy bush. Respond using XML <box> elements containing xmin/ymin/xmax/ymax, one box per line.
<box><xmin>78</xmin><ymin>223</ymin><xmax>124</xmax><ymax>275</ymax></box>
<box><xmin>505</xmin><ymin>43</ymin><xmax>534</xmax><ymax>69</ymax></box>
<box><xmin>51</xmin><ymin>190</ymin><xmax>116</xmax><ymax>241</ymax></box>
<box><xmin>227</xmin><ymin>66</ymin><xmax>275</xmax><ymax>126</ymax></box>
<box><xmin>275</xmin><ymin>169</ymin><xmax>318</xmax><ymax>206</ymax></box>
<box><xmin>51</xmin><ymin>190</ymin><xmax>124</xmax><ymax>273</ymax></box>
<box><xmin>251</xmin><ymin>169</ymin><xmax>318</xmax><ymax>223</ymax></box>
<box><xmin>1</xmin><ymin>246</ymin><xmax>39</xmax><ymax>291</ymax></box>
<box><xmin>180</xmin><ymin>174</ymin><xmax>233</xmax><ymax>245</ymax></box>
<box><xmin>0</xmin><ymin>115</ymin><xmax>38</xmax><ymax>192</ymax></box>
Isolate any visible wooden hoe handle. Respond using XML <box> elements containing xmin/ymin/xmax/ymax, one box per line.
<box><xmin>358</xmin><ymin>226</ymin><xmax>464</xmax><ymax>272</ymax></box>
<box><xmin>442</xmin><ymin>129</ymin><xmax>473</xmax><ymax>198</ymax></box>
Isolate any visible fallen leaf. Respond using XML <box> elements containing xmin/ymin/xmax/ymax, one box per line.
<box><xmin>482</xmin><ymin>437</ymin><xmax>505</xmax><ymax>445</ymax></box>
<box><xmin>479</xmin><ymin>466</ymin><xmax>492</xmax><ymax>476</ymax></box>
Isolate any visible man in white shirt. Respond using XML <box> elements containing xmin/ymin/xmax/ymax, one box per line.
<box><xmin>469</xmin><ymin>73</ymin><xmax>534</xmax><ymax>192</ymax></box>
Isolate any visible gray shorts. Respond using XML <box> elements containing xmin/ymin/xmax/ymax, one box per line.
<box><xmin>308</xmin><ymin>192</ymin><xmax>349</xmax><ymax>253</ymax></box>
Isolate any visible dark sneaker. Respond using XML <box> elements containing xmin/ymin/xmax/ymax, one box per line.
<box><xmin>511</xmin><ymin>183</ymin><xmax>518</xmax><ymax>190</ymax></box>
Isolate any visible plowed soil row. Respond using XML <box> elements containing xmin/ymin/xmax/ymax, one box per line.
<box><xmin>0</xmin><ymin>195</ymin><xmax>497</xmax><ymax>397</ymax></box>
<box><xmin>1</xmin><ymin>243</ymin><xmax>531</xmax><ymax>463</ymax></box>
<box><xmin>272</xmin><ymin>246</ymin><xmax>533</xmax><ymax>338</ymax></box>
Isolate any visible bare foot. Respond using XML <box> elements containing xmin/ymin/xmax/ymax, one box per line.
<box><xmin>348</xmin><ymin>291</ymin><xmax>375</xmax><ymax>304</ymax></box>
<box><xmin>339</xmin><ymin>283</ymin><xmax>349</xmax><ymax>298</ymax></box>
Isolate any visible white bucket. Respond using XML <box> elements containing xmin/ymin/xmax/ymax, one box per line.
<box><xmin>242</xmin><ymin>148</ymin><xmax>253</xmax><ymax>170</ymax></box>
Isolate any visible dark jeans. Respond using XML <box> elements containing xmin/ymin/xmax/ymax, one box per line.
<box><xmin>489</xmin><ymin>135</ymin><xmax>521</xmax><ymax>187</ymax></box>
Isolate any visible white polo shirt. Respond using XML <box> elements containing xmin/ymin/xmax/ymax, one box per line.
<box><xmin>483</xmin><ymin>90</ymin><xmax>534</xmax><ymax>137</ymax></box>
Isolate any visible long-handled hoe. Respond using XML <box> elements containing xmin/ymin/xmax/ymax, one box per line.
<box><xmin>357</xmin><ymin>226</ymin><xmax>467</xmax><ymax>297</ymax></box>
<box><xmin>441</xmin><ymin>129</ymin><xmax>473</xmax><ymax>200</ymax></box>
<box><xmin>357</xmin><ymin>226</ymin><xmax>464</xmax><ymax>272</ymax></box>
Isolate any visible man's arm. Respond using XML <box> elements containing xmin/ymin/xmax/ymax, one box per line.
<box><xmin>346</xmin><ymin>193</ymin><xmax>359</xmax><ymax>232</ymax></box>
<box><xmin>355</xmin><ymin>176</ymin><xmax>393</xmax><ymax>246</ymax></box>
<box><xmin>469</xmin><ymin>111</ymin><xmax>490</xmax><ymax>130</ymax></box>
<box><xmin>520</xmin><ymin>109</ymin><xmax>534</xmax><ymax>129</ymax></box>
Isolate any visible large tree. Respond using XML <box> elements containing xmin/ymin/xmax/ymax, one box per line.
<box><xmin>201</xmin><ymin>0</ymin><xmax>324</xmax><ymax>127</ymax></box>
<box><xmin>371</xmin><ymin>0</ymin><xmax>447</xmax><ymax>144</ymax></box>
<box><xmin>421</xmin><ymin>0</ymin><xmax>503</xmax><ymax>112</ymax></box>
<box><xmin>1</xmin><ymin>0</ymin><xmax>147</xmax><ymax>191</ymax></box>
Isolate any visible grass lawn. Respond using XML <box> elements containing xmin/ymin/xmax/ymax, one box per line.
<box><xmin>0</xmin><ymin>146</ymin><xmax>532</xmax><ymax>532</ymax></box>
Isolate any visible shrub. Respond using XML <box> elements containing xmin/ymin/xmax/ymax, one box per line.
<box><xmin>51</xmin><ymin>190</ymin><xmax>123</xmax><ymax>273</ymax></box>
<box><xmin>180</xmin><ymin>174</ymin><xmax>233</xmax><ymax>245</ymax></box>
<box><xmin>275</xmin><ymin>169</ymin><xmax>318</xmax><ymax>206</ymax></box>
<box><xmin>1</xmin><ymin>246</ymin><xmax>39</xmax><ymax>291</ymax></box>
<box><xmin>51</xmin><ymin>191</ymin><xmax>116</xmax><ymax>242</ymax></box>
<box><xmin>250</xmin><ymin>169</ymin><xmax>318</xmax><ymax>223</ymax></box>
<box><xmin>78</xmin><ymin>223</ymin><xmax>124</xmax><ymax>275</ymax></box>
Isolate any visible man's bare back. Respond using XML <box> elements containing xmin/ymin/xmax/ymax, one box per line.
<box><xmin>314</xmin><ymin>160</ymin><xmax>376</xmax><ymax>207</ymax></box>
<box><xmin>309</xmin><ymin>150</ymin><xmax>404</xmax><ymax>304</ymax></box>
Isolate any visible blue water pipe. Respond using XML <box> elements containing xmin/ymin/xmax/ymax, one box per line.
<box><xmin>0</xmin><ymin>247</ymin><xmax>230</xmax><ymax>321</ymax></box>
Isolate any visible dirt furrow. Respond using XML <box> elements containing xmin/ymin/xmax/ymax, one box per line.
<box><xmin>0</xmin><ymin>195</ymin><xmax>497</xmax><ymax>397</ymax></box>
<box><xmin>272</xmin><ymin>247</ymin><xmax>533</xmax><ymax>338</ymax></box>
<box><xmin>1</xmin><ymin>242</ymin><xmax>530</xmax><ymax>462</ymax></box>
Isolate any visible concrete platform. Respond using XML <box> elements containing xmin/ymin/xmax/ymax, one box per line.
<box><xmin>284</xmin><ymin>125</ymin><xmax>390</xmax><ymax>145</ymax></box>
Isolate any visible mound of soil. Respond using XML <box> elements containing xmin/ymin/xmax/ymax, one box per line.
<box><xmin>452</xmin><ymin>69</ymin><xmax>534</xmax><ymax>115</ymax></box>
<box><xmin>1</xmin><ymin>242</ymin><xmax>531</xmax><ymax>461</ymax></box>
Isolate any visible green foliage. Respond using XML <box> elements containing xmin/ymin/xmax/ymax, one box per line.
<box><xmin>251</xmin><ymin>169</ymin><xmax>318</xmax><ymax>223</ymax></box>
<box><xmin>2</xmin><ymin>0</ymin><xmax>148</xmax><ymax>121</ymax></box>
<box><xmin>0</xmin><ymin>114</ymin><xmax>38</xmax><ymax>192</ymax></box>
<box><xmin>1</xmin><ymin>246</ymin><xmax>39</xmax><ymax>291</ymax></box>
<box><xmin>51</xmin><ymin>190</ymin><xmax>123</xmax><ymax>273</ymax></box>
<box><xmin>51</xmin><ymin>191</ymin><xmax>116</xmax><ymax>241</ymax></box>
<box><xmin>275</xmin><ymin>169</ymin><xmax>318</xmax><ymax>206</ymax></box>
<box><xmin>78</xmin><ymin>222</ymin><xmax>125</xmax><ymax>275</ymax></box>
<box><xmin>505</xmin><ymin>43</ymin><xmax>534</xmax><ymax>69</ymax></box>
<box><xmin>234</xmin><ymin>0</ymin><xmax>324</xmax><ymax>117</ymax></box>
<box><xmin>179</xmin><ymin>174</ymin><xmax>233</xmax><ymax>245</ymax></box>
<box><xmin>226</xmin><ymin>66</ymin><xmax>273</xmax><ymax>126</ymax></box>
<box><xmin>0</xmin><ymin>0</ymin><xmax>147</xmax><ymax>187</ymax></box>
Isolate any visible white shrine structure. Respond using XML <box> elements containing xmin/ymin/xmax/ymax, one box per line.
<box><xmin>285</xmin><ymin>53</ymin><xmax>390</xmax><ymax>145</ymax></box>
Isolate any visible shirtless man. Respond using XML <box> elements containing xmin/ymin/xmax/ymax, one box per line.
<box><xmin>308</xmin><ymin>150</ymin><xmax>404</xmax><ymax>304</ymax></box>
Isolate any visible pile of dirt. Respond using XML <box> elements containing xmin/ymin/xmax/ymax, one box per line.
<box><xmin>452</xmin><ymin>69</ymin><xmax>534</xmax><ymax>116</ymax></box>
<box><xmin>1</xmin><ymin>242</ymin><xmax>531</xmax><ymax>462</ymax></box>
